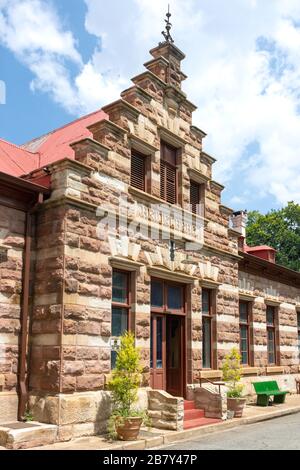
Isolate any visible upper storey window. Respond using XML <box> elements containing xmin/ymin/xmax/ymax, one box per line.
<box><xmin>131</xmin><ymin>151</ymin><xmax>146</xmax><ymax>191</ymax></box>
<box><xmin>160</xmin><ymin>141</ymin><xmax>178</xmax><ymax>205</ymax></box>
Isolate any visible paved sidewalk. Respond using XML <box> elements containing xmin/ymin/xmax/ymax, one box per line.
<box><xmin>2</xmin><ymin>394</ymin><xmax>300</xmax><ymax>451</ymax></box>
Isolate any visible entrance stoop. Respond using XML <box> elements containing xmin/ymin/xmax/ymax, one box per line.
<box><xmin>184</xmin><ymin>401</ymin><xmax>221</xmax><ymax>430</ymax></box>
<box><xmin>0</xmin><ymin>422</ymin><xmax>57</xmax><ymax>449</ymax></box>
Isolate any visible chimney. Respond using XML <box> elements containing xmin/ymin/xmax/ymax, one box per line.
<box><xmin>231</xmin><ymin>210</ymin><xmax>248</xmax><ymax>250</ymax></box>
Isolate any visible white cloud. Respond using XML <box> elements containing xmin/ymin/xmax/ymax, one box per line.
<box><xmin>0</xmin><ymin>0</ymin><xmax>82</xmax><ymax>112</ymax></box>
<box><xmin>1</xmin><ymin>0</ymin><xmax>300</xmax><ymax>208</ymax></box>
<box><xmin>82</xmin><ymin>0</ymin><xmax>300</xmax><ymax>207</ymax></box>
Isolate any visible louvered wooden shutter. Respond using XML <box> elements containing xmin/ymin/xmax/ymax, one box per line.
<box><xmin>166</xmin><ymin>165</ymin><xmax>176</xmax><ymax>204</ymax></box>
<box><xmin>160</xmin><ymin>160</ymin><xmax>166</xmax><ymax>200</ymax></box>
<box><xmin>131</xmin><ymin>152</ymin><xmax>145</xmax><ymax>191</ymax></box>
<box><xmin>160</xmin><ymin>142</ymin><xmax>177</xmax><ymax>204</ymax></box>
<box><xmin>160</xmin><ymin>161</ymin><xmax>177</xmax><ymax>204</ymax></box>
<box><xmin>190</xmin><ymin>181</ymin><xmax>200</xmax><ymax>214</ymax></box>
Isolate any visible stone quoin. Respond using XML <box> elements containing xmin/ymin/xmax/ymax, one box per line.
<box><xmin>0</xmin><ymin>12</ymin><xmax>300</xmax><ymax>442</ymax></box>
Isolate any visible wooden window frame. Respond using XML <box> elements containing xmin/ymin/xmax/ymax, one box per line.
<box><xmin>151</xmin><ymin>278</ymin><xmax>186</xmax><ymax>316</ymax></box>
<box><xmin>239</xmin><ymin>301</ymin><xmax>251</xmax><ymax>366</ymax></box>
<box><xmin>190</xmin><ymin>180</ymin><xmax>205</xmax><ymax>216</ymax></box>
<box><xmin>131</xmin><ymin>150</ymin><xmax>147</xmax><ymax>192</ymax></box>
<box><xmin>202</xmin><ymin>289</ymin><xmax>215</xmax><ymax>370</ymax></box>
<box><xmin>266</xmin><ymin>305</ymin><xmax>278</xmax><ymax>366</ymax></box>
<box><xmin>190</xmin><ymin>180</ymin><xmax>200</xmax><ymax>215</ymax></box>
<box><xmin>160</xmin><ymin>141</ymin><xmax>178</xmax><ymax>205</ymax></box>
<box><xmin>111</xmin><ymin>269</ymin><xmax>132</xmax><ymax>335</ymax></box>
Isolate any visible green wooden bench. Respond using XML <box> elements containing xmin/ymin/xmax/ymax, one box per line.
<box><xmin>252</xmin><ymin>381</ymin><xmax>289</xmax><ymax>406</ymax></box>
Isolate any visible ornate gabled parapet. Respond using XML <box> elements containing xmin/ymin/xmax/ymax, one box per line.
<box><xmin>70</xmin><ymin>137</ymin><xmax>110</xmax><ymax>171</ymax></box>
<box><xmin>210</xmin><ymin>180</ymin><xmax>225</xmax><ymax>195</ymax></box>
<box><xmin>200</xmin><ymin>151</ymin><xmax>217</xmax><ymax>180</ymax></box>
<box><xmin>150</xmin><ymin>41</ymin><xmax>186</xmax><ymax>62</ymax></box>
<box><xmin>102</xmin><ymin>99</ymin><xmax>140</xmax><ymax>131</ymax></box>
<box><xmin>150</xmin><ymin>42</ymin><xmax>186</xmax><ymax>90</ymax></box>
<box><xmin>121</xmin><ymin>85</ymin><xmax>153</xmax><ymax>107</ymax></box>
<box><xmin>188</xmin><ymin>126</ymin><xmax>207</xmax><ymax>152</ymax></box>
<box><xmin>201</xmin><ymin>150</ymin><xmax>216</xmax><ymax>164</ymax></box>
<box><xmin>144</xmin><ymin>56</ymin><xmax>169</xmax><ymax>83</ymax></box>
<box><xmin>132</xmin><ymin>70</ymin><xmax>167</xmax><ymax>103</ymax></box>
<box><xmin>87</xmin><ymin>119</ymin><xmax>129</xmax><ymax>159</ymax></box>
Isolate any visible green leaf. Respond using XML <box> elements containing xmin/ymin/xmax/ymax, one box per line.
<box><xmin>246</xmin><ymin>202</ymin><xmax>300</xmax><ymax>272</ymax></box>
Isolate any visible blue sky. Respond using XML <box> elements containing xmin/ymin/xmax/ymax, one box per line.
<box><xmin>1</xmin><ymin>0</ymin><xmax>300</xmax><ymax>213</ymax></box>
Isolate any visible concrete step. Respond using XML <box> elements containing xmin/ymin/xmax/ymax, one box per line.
<box><xmin>183</xmin><ymin>417</ymin><xmax>221</xmax><ymax>430</ymax></box>
<box><xmin>184</xmin><ymin>409</ymin><xmax>205</xmax><ymax>421</ymax></box>
<box><xmin>0</xmin><ymin>422</ymin><xmax>57</xmax><ymax>450</ymax></box>
<box><xmin>184</xmin><ymin>400</ymin><xmax>196</xmax><ymax>410</ymax></box>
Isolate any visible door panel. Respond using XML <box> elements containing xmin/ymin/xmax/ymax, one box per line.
<box><xmin>150</xmin><ymin>313</ymin><xmax>185</xmax><ymax>398</ymax></box>
<box><xmin>166</xmin><ymin>316</ymin><xmax>184</xmax><ymax>397</ymax></box>
<box><xmin>150</xmin><ymin>314</ymin><xmax>166</xmax><ymax>391</ymax></box>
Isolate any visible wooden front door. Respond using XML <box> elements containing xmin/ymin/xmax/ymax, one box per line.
<box><xmin>150</xmin><ymin>279</ymin><xmax>186</xmax><ymax>398</ymax></box>
<box><xmin>166</xmin><ymin>315</ymin><xmax>184</xmax><ymax>397</ymax></box>
<box><xmin>150</xmin><ymin>313</ymin><xmax>185</xmax><ymax>397</ymax></box>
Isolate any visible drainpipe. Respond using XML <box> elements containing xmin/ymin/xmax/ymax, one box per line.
<box><xmin>18</xmin><ymin>193</ymin><xmax>44</xmax><ymax>421</ymax></box>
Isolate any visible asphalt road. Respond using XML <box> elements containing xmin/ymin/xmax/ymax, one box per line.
<box><xmin>160</xmin><ymin>413</ymin><xmax>300</xmax><ymax>450</ymax></box>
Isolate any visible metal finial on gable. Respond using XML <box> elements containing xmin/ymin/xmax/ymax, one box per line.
<box><xmin>161</xmin><ymin>4</ymin><xmax>174</xmax><ymax>44</ymax></box>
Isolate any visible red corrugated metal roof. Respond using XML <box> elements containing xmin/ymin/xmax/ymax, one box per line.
<box><xmin>245</xmin><ymin>245</ymin><xmax>276</xmax><ymax>252</ymax></box>
<box><xmin>0</xmin><ymin>109</ymin><xmax>107</xmax><ymax>178</ymax></box>
<box><xmin>0</xmin><ymin>139</ymin><xmax>38</xmax><ymax>177</ymax></box>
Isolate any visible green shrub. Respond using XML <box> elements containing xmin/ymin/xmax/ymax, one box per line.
<box><xmin>221</xmin><ymin>348</ymin><xmax>244</xmax><ymax>399</ymax></box>
<box><xmin>107</xmin><ymin>332</ymin><xmax>148</xmax><ymax>439</ymax></box>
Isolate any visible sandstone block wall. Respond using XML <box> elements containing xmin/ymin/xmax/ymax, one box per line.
<box><xmin>148</xmin><ymin>390</ymin><xmax>184</xmax><ymax>431</ymax></box>
<box><xmin>239</xmin><ymin>271</ymin><xmax>300</xmax><ymax>373</ymax></box>
<box><xmin>194</xmin><ymin>385</ymin><xmax>227</xmax><ymax>420</ymax></box>
<box><xmin>0</xmin><ymin>205</ymin><xmax>25</xmax><ymax>422</ymax></box>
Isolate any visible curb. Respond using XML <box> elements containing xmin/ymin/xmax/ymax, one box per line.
<box><xmin>101</xmin><ymin>405</ymin><xmax>300</xmax><ymax>450</ymax></box>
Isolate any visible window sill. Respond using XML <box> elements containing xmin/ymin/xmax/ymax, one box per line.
<box><xmin>199</xmin><ymin>370</ymin><xmax>222</xmax><ymax>380</ymax></box>
<box><xmin>129</xmin><ymin>185</ymin><xmax>178</xmax><ymax>207</ymax></box>
<box><xmin>266</xmin><ymin>366</ymin><xmax>285</xmax><ymax>374</ymax></box>
<box><xmin>241</xmin><ymin>367</ymin><xmax>259</xmax><ymax>376</ymax></box>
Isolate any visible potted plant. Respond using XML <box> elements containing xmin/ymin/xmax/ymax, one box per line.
<box><xmin>108</xmin><ymin>331</ymin><xmax>147</xmax><ymax>441</ymax></box>
<box><xmin>222</xmin><ymin>348</ymin><xmax>246</xmax><ymax>418</ymax></box>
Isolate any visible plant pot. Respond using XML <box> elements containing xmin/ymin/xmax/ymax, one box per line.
<box><xmin>115</xmin><ymin>417</ymin><xmax>143</xmax><ymax>441</ymax></box>
<box><xmin>227</xmin><ymin>398</ymin><xmax>247</xmax><ymax>418</ymax></box>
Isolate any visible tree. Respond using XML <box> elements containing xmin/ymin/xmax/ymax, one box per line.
<box><xmin>246</xmin><ymin>202</ymin><xmax>300</xmax><ymax>272</ymax></box>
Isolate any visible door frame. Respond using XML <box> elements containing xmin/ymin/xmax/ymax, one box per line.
<box><xmin>166</xmin><ymin>313</ymin><xmax>186</xmax><ymax>398</ymax></box>
<box><xmin>150</xmin><ymin>278</ymin><xmax>187</xmax><ymax>398</ymax></box>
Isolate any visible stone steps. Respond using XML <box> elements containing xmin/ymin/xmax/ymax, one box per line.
<box><xmin>183</xmin><ymin>417</ymin><xmax>221</xmax><ymax>430</ymax></box>
<box><xmin>0</xmin><ymin>422</ymin><xmax>57</xmax><ymax>450</ymax></box>
<box><xmin>184</xmin><ymin>409</ymin><xmax>205</xmax><ymax>421</ymax></box>
<box><xmin>184</xmin><ymin>400</ymin><xmax>195</xmax><ymax>411</ymax></box>
<box><xmin>183</xmin><ymin>400</ymin><xmax>221</xmax><ymax>430</ymax></box>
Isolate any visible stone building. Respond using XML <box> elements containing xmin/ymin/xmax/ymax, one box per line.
<box><xmin>0</xmin><ymin>28</ymin><xmax>300</xmax><ymax>441</ymax></box>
